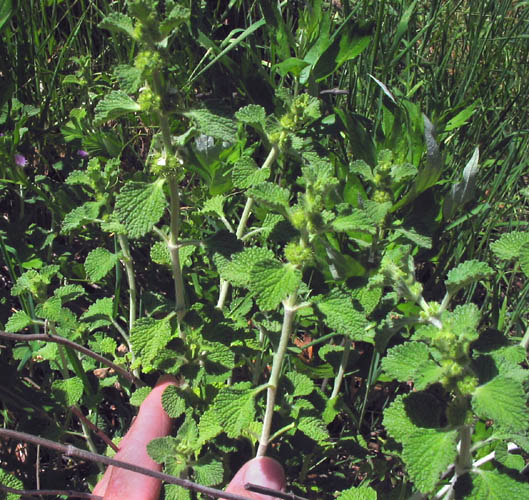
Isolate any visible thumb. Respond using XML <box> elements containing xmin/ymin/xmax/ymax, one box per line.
<box><xmin>224</xmin><ymin>457</ymin><xmax>286</xmax><ymax>500</ymax></box>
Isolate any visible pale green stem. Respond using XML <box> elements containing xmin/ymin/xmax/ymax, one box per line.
<box><xmin>167</xmin><ymin>176</ymin><xmax>186</xmax><ymax>328</ymax></box>
<box><xmin>217</xmin><ymin>145</ymin><xmax>279</xmax><ymax>310</ymax></box>
<box><xmin>330</xmin><ymin>338</ymin><xmax>352</xmax><ymax>399</ymax></box>
<box><xmin>117</xmin><ymin>234</ymin><xmax>137</xmax><ymax>332</ymax></box>
<box><xmin>256</xmin><ymin>293</ymin><xmax>298</xmax><ymax>457</ymax></box>
<box><xmin>520</xmin><ymin>326</ymin><xmax>529</xmax><ymax>350</ymax></box>
<box><xmin>455</xmin><ymin>425</ymin><xmax>473</xmax><ymax>475</ymax></box>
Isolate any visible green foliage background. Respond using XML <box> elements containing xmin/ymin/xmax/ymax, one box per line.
<box><xmin>1</xmin><ymin>1</ymin><xmax>528</xmax><ymax>498</ymax></box>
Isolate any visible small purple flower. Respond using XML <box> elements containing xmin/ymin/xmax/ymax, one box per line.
<box><xmin>14</xmin><ymin>154</ymin><xmax>27</xmax><ymax>167</ymax></box>
<box><xmin>77</xmin><ymin>149</ymin><xmax>89</xmax><ymax>158</ymax></box>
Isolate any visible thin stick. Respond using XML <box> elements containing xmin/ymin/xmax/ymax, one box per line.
<box><xmin>245</xmin><ymin>482</ymin><xmax>309</xmax><ymax>500</ymax></box>
<box><xmin>0</xmin><ymin>484</ymin><xmax>100</xmax><ymax>499</ymax></box>
<box><xmin>70</xmin><ymin>406</ymin><xmax>119</xmax><ymax>452</ymax></box>
<box><xmin>0</xmin><ymin>429</ymin><xmax>267</xmax><ymax>500</ymax></box>
<box><xmin>0</xmin><ymin>331</ymin><xmax>144</xmax><ymax>387</ymax></box>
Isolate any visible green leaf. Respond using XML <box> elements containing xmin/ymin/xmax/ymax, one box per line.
<box><xmin>382</xmin><ymin>342</ymin><xmax>442</xmax><ymax>390</ymax></box>
<box><xmin>54</xmin><ymin>284</ymin><xmax>85</xmax><ymax>304</ymax></box>
<box><xmin>403</xmin><ymin>428</ymin><xmax>457</xmax><ymax>493</ymax></box>
<box><xmin>443</xmin><ymin>147</ymin><xmax>480</xmax><ymax>219</ymax></box>
<box><xmin>130</xmin><ymin>317</ymin><xmax>173</xmax><ymax>373</ymax></box>
<box><xmin>298</xmin><ymin>414</ymin><xmax>329</xmax><ymax>443</ymax></box>
<box><xmin>247</xmin><ymin>182</ymin><xmax>290</xmax><ymax>213</ymax></box>
<box><xmin>84</xmin><ymin>248</ymin><xmax>120</xmax><ymax>282</ymax></box>
<box><xmin>129</xmin><ymin>387</ymin><xmax>151</xmax><ymax>407</ymax></box>
<box><xmin>218</xmin><ymin>247</ymin><xmax>275</xmax><ymax>287</ymax></box>
<box><xmin>193</xmin><ymin>457</ymin><xmax>224</xmax><ymax>486</ymax></box>
<box><xmin>115</xmin><ymin>179</ymin><xmax>167</xmax><ymax>238</ymax></box>
<box><xmin>316</xmin><ymin>290</ymin><xmax>369</xmax><ymax>341</ymax></box>
<box><xmin>147</xmin><ymin>436</ymin><xmax>179</xmax><ymax>464</ymax></box>
<box><xmin>94</xmin><ymin>90</ymin><xmax>141</xmax><ymax>125</ymax></box>
<box><xmin>197</xmin><ymin>408</ymin><xmax>223</xmax><ymax>448</ymax></box>
<box><xmin>0</xmin><ymin>0</ymin><xmax>13</xmax><ymax>33</ymax></box>
<box><xmin>285</xmin><ymin>371</ymin><xmax>314</xmax><ymax>398</ymax></box>
<box><xmin>394</xmin><ymin>227</ymin><xmax>432</xmax><ymax>249</ymax></box>
<box><xmin>332</xmin><ymin>210</ymin><xmax>375</xmax><ymax>234</ymax></box>
<box><xmin>472</xmin><ymin>375</ymin><xmax>528</xmax><ymax>432</ymax></box>
<box><xmin>161</xmin><ymin>385</ymin><xmax>187</xmax><ymax>418</ymax></box>
<box><xmin>35</xmin><ymin>296</ymin><xmax>62</xmax><ymax>322</ymax></box>
<box><xmin>491</xmin><ymin>231</ymin><xmax>529</xmax><ymax>261</ymax></box>
<box><xmin>212</xmin><ymin>382</ymin><xmax>255</xmax><ymax>438</ymax></box>
<box><xmin>160</xmin><ymin>4</ymin><xmax>190</xmax><ymax>36</ymax></box>
<box><xmin>62</xmin><ymin>201</ymin><xmax>103</xmax><ymax>233</ymax></box>
<box><xmin>183</xmin><ymin>108</ymin><xmax>237</xmax><ymax>143</ymax></box>
<box><xmin>444</xmin><ymin>103</ymin><xmax>477</xmax><ymax>132</ymax></box>
<box><xmin>5</xmin><ymin>310</ymin><xmax>32</xmax><ymax>332</ymax></box>
<box><xmin>52</xmin><ymin>377</ymin><xmax>84</xmax><ymax>406</ymax></box>
<box><xmin>249</xmin><ymin>260</ymin><xmax>301</xmax><ymax>311</ymax></box>
<box><xmin>336</xmin><ymin>486</ymin><xmax>378</xmax><ymax>500</ymax></box>
<box><xmin>0</xmin><ymin>467</ymin><xmax>24</xmax><ymax>500</ymax></box>
<box><xmin>113</xmin><ymin>64</ymin><xmax>143</xmax><ymax>94</ymax></box>
<box><xmin>150</xmin><ymin>241</ymin><xmax>171</xmax><ymax>266</ymax></box>
<box><xmin>391</xmin><ymin>162</ymin><xmax>418</xmax><ymax>182</ymax></box>
<box><xmin>98</xmin><ymin>12</ymin><xmax>135</xmax><ymax>38</ymax></box>
<box><xmin>232</xmin><ymin>156</ymin><xmax>270</xmax><ymax>188</ymax></box>
<box><xmin>466</xmin><ymin>469</ymin><xmax>529</xmax><ymax>499</ymax></box>
<box><xmin>274</xmin><ymin>57</ymin><xmax>310</xmax><ymax>78</ymax></box>
<box><xmin>81</xmin><ymin>297</ymin><xmax>113</xmax><ymax>321</ymax></box>
<box><xmin>235</xmin><ymin>104</ymin><xmax>266</xmax><ymax>125</ymax></box>
<box><xmin>445</xmin><ymin>260</ymin><xmax>493</xmax><ymax>295</ymax></box>
<box><xmin>200</xmin><ymin>194</ymin><xmax>225</xmax><ymax>218</ymax></box>
<box><xmin>349</xmin><ymin>159</ymin><xmax>374</xmax><ymax>182</ymax></box>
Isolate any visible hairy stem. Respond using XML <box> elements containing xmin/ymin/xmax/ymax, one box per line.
<box><xmin>257</xmin><ymin>293</ymin><xmax>298</xmax><ymax>457</ymax></box>
<box><xmin>217</xmin><ymin>145</ymin><xmax>279</xmax><ymax>310</ymax></box>
<box><xmin>117</xmin><ymin>233</ymin><xmax>137</xmax><ymax>331</ymax></box>
<box><xmin>330</xmin><ymin>338</ymin><xmax>352</xmax><ymax>399</ymax></box>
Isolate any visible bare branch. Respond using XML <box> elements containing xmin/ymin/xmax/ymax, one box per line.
<box><xmin>0</xmin><ymin>428</ymin><xmax>288</xmax><ymax>500</ymax></box>
<box><xmin>0</xmin><ymin>331</ymin><xmax>144</xmax><ymax>387</ymax></box>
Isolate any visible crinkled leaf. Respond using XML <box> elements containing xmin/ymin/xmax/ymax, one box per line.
<box><xmin>349</xmin><ymin>159</ymin><xmax>374</xmax><ymax>182</ymax></box>
<box><xmin>466</xmin><ymin>469</ymin><xmax>529</xmax><ymax>500</ymax></box>
<box><xmin>201</xmin><ymin>195</ymin><xmax>225</xmax><ymax>218</ymax></box>
<box><xmin>130</xmin><ymin>317</ymin><xmax>173</xmax><ymax>373</ymax></box>
<box><xmin>445</xmin><ymin>260</ymin><xmax>493</xmax><ymax>295</ymax></box>
<box><xmin>391</xmin><ymin>162</ymin><xmax>418</xmax><ymax>182</ymax></box>
<box><xmin>298</xmin><ymin>414</ymin><xmax>329</xmax><ymax>443</ymax></box>
<box><xmin>285</xmin><ymin>371</ymin><xmax>314</xmax><ymax>398</ymax></box>
<box><xmin>150</xmin><ymin>241</ymin><xmax>171</xmax><ymax>266</ymax></box>
<box><xmin>218</xmin><ymin>247</ymin><xmax>274</xmax><ymax>287</ymax></box>
<box><xmin>0</xmin><ymin>467</ymin><xmax>24</xmax><ymax>500</ymax></box>
<box><xmin>5</xmin><ymin>310</ymin><xmax>32</xmax><ymax>332</ymax></box>
<box><xmin>94</xmin><ymin>90</ymin><xmax>140</xmax><ymax>125</ymax></box>
<box><xmin>193</xmin><ymin>457</ymin><xmax>224</xmax><ymax>486</ymax></box>
<box><xmin>247</xmin><ymin>182</ymin><xmax>290</xmax><ymax>213</ymax></box>
<box><xmin>403</xmin><ymin>428</ymin><xmax>458</xmax><ymax>493</ymax></box>
<box><xmin>443</xmin><ymin>147</ymin><xmax>479</xmax><ymax>219</ymax></box>
<box><xmin>115</xmin><ymin>179</ymin><xmax>167</xmax><ymax>238</ymax></box>
<box><xmin>249</xmin><ymin>260</ymin><xmax>301</xmax><ymax>311</ymax></box>
<box><xmin>212</xmin><ymin>382</ymin><xmax>255</xmax><ymax>438</ymax></box>
<box><xmin>84</xmin><ymin>247</ymin><xmax>120</xmax><ymax>282</ymax></box>
<box><xmin>129</xmin><ymin>386</ymin><xmax>151</xmax><ymax>407</ymax></box>
<box><xmin>52</xmin><ymin>377</ymin><xmax>84</xmax><ymax>406</ymax></box>
<box><xmin>54</xmin><ymin>284</ymin><xmax>85</xmax><ymax>304</ymax></box>
<box><xmin>81</xmin><ymin>297</ymin><xmax>113</xmax><ymax>321</ymax></box>
<box><xmin>197</xmin><ymin>408</ymin><xmax>223</xmax><ymax>448</ymax></box>
<box><xmin>235</xmin><ymin>104</ymin><xmax>266</xmax><ymax>124</ymax></box>
<box><xmin>472</xmin><ymin>375</ymin><xmax>528</xmax><ymax>432</ymax></box>
<box><xmin>383</xmin><ymin>342</ymin><xmax>442</xmax><ymax>391</ymax></box>
<box><xmin>98</xmin><ymin>12</ymin><xmax>135</xmax><ymax>38</ymax></box>
<box><xmin>161</xmin><ymin>385</ymin><xmax>187</xmax><ymax>419</ymax></box>
<box><xmin>332</xmin><ymin>210</ymin><xmax>375</xmax><ymax>234</ymax></box>
<box><xmin>35</xmin><ymin>296</ymin><xmax>62</xmax><ymax>322</ymax></box>
<box><xmin>232</xmin><ymin>156</ymin><xmax>270</xmax><ymax>188</ymax></box>
<box><xmin>147</xmin><ymin>436</ymin><xmax>179</xmax><ymax>464</ymax></box>
<box><xmin>491</xmin><ymin>231</ymin><xmax>529</xmax><ymax>261</ymax></box>
<box><xmin>62</xmin><ymin>201</ymin><xmax>103</xmax><ymax>233</ymax></box>
<box><xmin>164</xmin><ymin>484</ymin><xmax>191</xmax><ymax>500</ymax></box>
<box><xmin>183</xmin><ymin>108</ymin><xmax>237</xmax><ymax>143</ymax></box>
<box><xmin>113</xmin><ymin>64</ymin><xmax>142</xmax><ymax>94</ymax></box>
<box><xmin>336</xmin><ymin>486</ymin><xmax>377</xmax><ymax>500</ymax></box>
<box><xmin>394</xmin><ymin>227</ymin><xmax>432</xmax><ymax>249</ymax></box>
<box><xmin>203</xmin><ymin>342</ymin><xmax>235</xmax><ymax>383</ymax></box>
<box><xmin>160</xmin><ymin>4</ymin><xmax>190</xmax><ymax>36</ymax></box>
<box><xmin>316</xmin><ymin>290</ymin><xmax>368</xmax><ymax>341</ymax></box>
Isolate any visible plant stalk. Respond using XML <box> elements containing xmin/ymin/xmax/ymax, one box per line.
<box><xmin>256</xmin><ymin>293</ymin><xmax>297</xmax><ymax>457</ymax></box>
<box><xmin>117</xmin><ymin>233</ymin><xmax>137</xmax><ymax>331</ymax></box>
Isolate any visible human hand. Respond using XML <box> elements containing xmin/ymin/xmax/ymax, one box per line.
<box><xmin>93</xmin><ymin>376</ymin><xmax>286</xmax><ymax>500</ymax></box>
